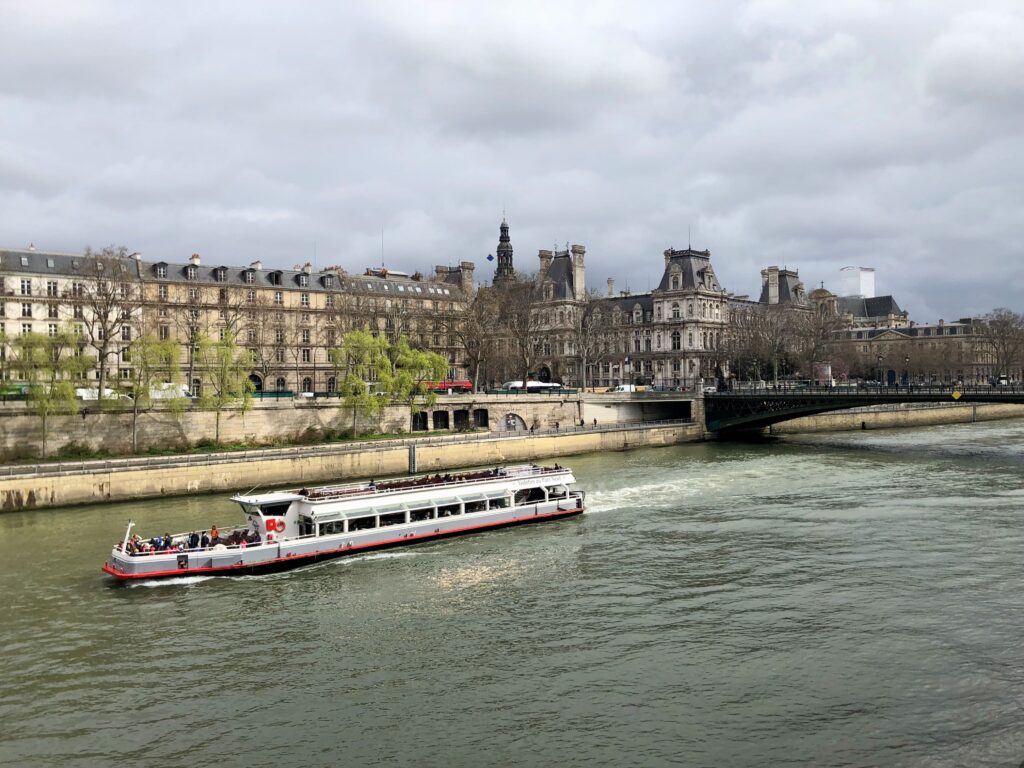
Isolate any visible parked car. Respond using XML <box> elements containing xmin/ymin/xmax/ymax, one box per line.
<box><xmin>702</xmin><ymin>385</ymin><xmax>718</xmax><ymax>394</ymax></box>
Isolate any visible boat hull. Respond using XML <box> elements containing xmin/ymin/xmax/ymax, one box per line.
<box><xmin>103</xmin><ymin>503</ymin><xmax>584</xmax><ymax>582</ymax></box>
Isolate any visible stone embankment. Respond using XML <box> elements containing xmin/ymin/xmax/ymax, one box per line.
<box><xmin>771</xmin><ymin>402</ymin><xmax>1024</xmax><ymax>434</ymax></box>
<box><xmin>0</xmin><ymin>420</ymin><xmax>699</xmax><ymax>511</ymax></box>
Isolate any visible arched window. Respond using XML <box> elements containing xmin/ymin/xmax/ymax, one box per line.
<box><xmin>687</xmin><ymin>301</ymin><xmax>694</xmax><ymax>317</ymax></box>
<box><xmin>327</xmin><ymin>376</ymin><xmax>337</xmax><ymax>393</ymax></box>
<box><xmin>671</xmin><ymin>331</ymin><xmax>681</xmax><ymax>351</ymax></box>
<box><xmin>275</xmin><ymin>377</ymin><xmax>286</xmax><ymax>392</ymax></box>
<box><xmin>671</xmin><ymin>275</ymin><xmax>679</xmax><ymax>290</ymax></box>
<box><xmin>302</xmin><ymin>377</ymin><xmax>313</xmax><ymax>393</ymax></box>
<box><xmin>558</xmin><ymin>310</ymin><xmax>565</xmax><ymax>325</ymax></box>
<box><xmin>671</xmin><ymin>302</ymin><xmax>680</xmax><ymax>319</ymax></box>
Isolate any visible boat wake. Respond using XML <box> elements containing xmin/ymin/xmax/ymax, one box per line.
<box><xmin>584</xmin><ymin>474</ymin><xmax>733</xmax><ymax>515</ymax></box>
<box><xmin>129</xmin><ymin>575</ymin><xmax>216</xmax><ymax>588</ymax></box>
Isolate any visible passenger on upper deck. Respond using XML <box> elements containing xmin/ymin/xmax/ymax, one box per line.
<box><xmin>210</xmin><ymin>524</ymin><xmax>220</xmax><ymax>543</ymax></box>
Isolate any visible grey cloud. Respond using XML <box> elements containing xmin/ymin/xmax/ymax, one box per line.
<box><xmin>0</xmin><ymin>1</ymin><xmax>1021</xmax><ymax>321</ymax></box>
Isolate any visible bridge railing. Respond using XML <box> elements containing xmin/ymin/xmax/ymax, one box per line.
<box><xmin>709</xmin><ymin>384</ymin><xmax>1024</xmax><ymax>397</ymax></box>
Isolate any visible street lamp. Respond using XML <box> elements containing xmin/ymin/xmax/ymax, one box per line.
<box><xmin>904</xmin><ymin>355</ymin><xmax>910</xmax><ymax>387</ymax></box>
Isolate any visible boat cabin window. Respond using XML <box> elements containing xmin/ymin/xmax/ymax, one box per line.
<box><xmin>488</xmin><ymin>494</ymin><xmax>510</xmax><ymax>509</ymax></box>
<box><xmin>515</xmin><ymin>487</ymin><xmax>547</xmax><ymax>504</ymax></box>
<box><xmin>379</xmin><ymin>511</ymin><xmax>406</xmax><ymax>527</ymax></box>
<box><xmin>546</xmin><ymin>486</ymin><xmax>568</xmax><ymax>499</ymax></box>
<box><xmin>438</xmin><ymin>503</ymin><xmax>460</xmax><ymax>517</ymax></box>
<box><xmin>410</xmin><ymin>507</ymin><xmax>434</xmax><ymax>522</ymax></box>
<box><xmin>319</xmin><ymin>520</ymin><xmax>345</xmax><ymax>536</ymax></box>
<box><xmin>464</xmin><ymin>500</ymin><xmax>487</xmax><ymax>514</ymax></box>
<box><xmin>299</xmin><ymin>518</ymin><xmax>315</xmax><ymax>537</ymax></box>
<box><xmin>261</xmin><ymin>502</ymin><xmax>292</xmax><ymax>517</ymax></box>
<box><xmin>349</xmin><ymin>516</ymin><xmax>377</xmax><ymax>532</ymax></box>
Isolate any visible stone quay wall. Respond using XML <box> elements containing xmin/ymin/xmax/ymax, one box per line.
<box><xmin>0</xmin><ymin>421</ymin><xmax>700</xmax><ymax>511</ymax></box>
<box><xmin>771</xmin><ymin>402</ymin><xmax>1024</xmax><ymax>434</ymax></box>
<box><xmin>0</xmin><ymin>394</ymin><xmax>583</xmax><ymax>461</ymax></box>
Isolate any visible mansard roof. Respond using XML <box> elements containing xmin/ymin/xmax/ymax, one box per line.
<box><xmin>0</xmin><ymin>247</ymin><xmax>142</xmax><ymax>279</ymax></box>
<box><xmin>757</xmin><ymin>271</ymin><xmax>806</xmax><ymax>305</ymax></box>
<box><xmin>837</xmin><ymin>295</ymin><xmax>904</xmax><ymax>318</ymax></box>
<box><xmin>542</xmin><ymin>251</ymin><xmax>576</xmax><ymax>300</ymax></box>
<box><xmin>655</xmin><ymin>248</ymin><xmax>722</xmax><ymax>292</ymax></box>
<box><xmin>601</xmin><ymin>293</ymin><xmax>654</xmax><ymax>314</ymax></box>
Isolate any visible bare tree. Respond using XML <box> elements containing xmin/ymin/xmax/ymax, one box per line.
<box><xmin>76</xmin><ymin>246</ymin><xmax>143</xmax><ymax>403</ymax></box>
<box><xmin>495</xmin><ymin>276</ymin><xmax>541</xmax><ymax>385</ymax></box>
<box><xmin>976</xmin><ymin>308</ymin><xmax>1024</xmax><ymax>379</ymax></box>
<box><xmin>440</xmin><ymin>287</ymin><xmax>500</xmax><ymax>391</ymax></box>
<box><xmin>569</xmin><ymin>293</ymin><xmax>611</xmax><ymax>390</ymax></box>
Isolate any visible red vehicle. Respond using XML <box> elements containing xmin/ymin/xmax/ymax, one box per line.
<box><xmin>426</xmin><ymin>379</ymin><xmax>473</xmax><ymax>394</ymax></box>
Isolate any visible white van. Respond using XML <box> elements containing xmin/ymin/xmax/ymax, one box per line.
<box><xmin>607</xmin><ymin>384</ymin><xmax>638</xmax><ymax>393</ymax></box>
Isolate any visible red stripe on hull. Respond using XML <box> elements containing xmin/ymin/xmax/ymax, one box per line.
<box><xmin>102</xmin><ymin>506</ymin><xmax>585</xmax><ymax>581</ymax></box>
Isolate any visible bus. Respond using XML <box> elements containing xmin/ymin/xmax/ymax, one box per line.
<box><xmin>426</xmin><ymin>379</ymin><xmax>474</xmax><ymax>394</ymax></box>
<box><xmin>500</xmin><ymin>380</ymin><xmax>563</xmax><ymax>393</ymax></box>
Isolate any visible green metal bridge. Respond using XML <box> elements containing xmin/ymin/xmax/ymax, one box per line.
<box><xmin>704</xmin><ymin>385</ymin><xmax>1024</xmax><ymax>432</ymax></box>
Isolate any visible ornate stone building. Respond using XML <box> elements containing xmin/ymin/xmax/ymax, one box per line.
<box><xmin>496</xmin><ymin>220</ymin><xmax>732</xmax><ymax>388</ymax></box>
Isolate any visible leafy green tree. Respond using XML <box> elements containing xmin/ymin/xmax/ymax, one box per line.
<box><xmin>12</xmin><ymin>329</ymin><xmax>91</xmax><ymax>457</ymax></box>
<box><xmin>195</xmin><ymin>331</ymin><xmax>255</xmax><ymax>445</ymax></box>
<box><xmin>330</xmin><ymin>327</ymin><xmax>391</xmax><ymax>437</ymax></box>
<box><xmin>388</xmin><ymin>335</ymin><xmax>449</xmax><ymax>417</ymax></box>
<box><xmin>125</xmin><ymin>334</ymin><xmax>186</xmax><ymax>453</ymax></box>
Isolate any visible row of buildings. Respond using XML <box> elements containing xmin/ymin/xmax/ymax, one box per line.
<box><xmin>0</xmin><ymin>220</ymin><xmax>1014</xmax><ymax>395</ymax></box>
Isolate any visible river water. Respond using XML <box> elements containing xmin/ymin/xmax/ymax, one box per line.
<box><xmin>2</xmin><ymin>420</ymin><xmax>1024</xmax><ymax>767</ymax></box>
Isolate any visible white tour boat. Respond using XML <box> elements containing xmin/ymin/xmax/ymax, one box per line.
<box><xmin>102</xmin><ymin>464</ymin><xmax>585</xmax><ymax>581</ymax></box>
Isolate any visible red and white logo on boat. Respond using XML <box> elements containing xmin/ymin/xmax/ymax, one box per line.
<box><xmin>265</xmin><ymin>518</ymin><xmax>286</xmax><ymax>533</ymax></box>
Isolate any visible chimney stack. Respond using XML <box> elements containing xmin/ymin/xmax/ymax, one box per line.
<box><xmin>189</xmin><ymin>253</ymin><xmax>201</xmax><ymax>266</ymax></box>
<box><xmin>250</xmin><ymin>260</ymin><xmax>262</xmax><ymax>271</ymax></box>
<box><xmin>607</xmin><ymin>278</ymin><xmax>615</xmax><ymax>297</ymax></box>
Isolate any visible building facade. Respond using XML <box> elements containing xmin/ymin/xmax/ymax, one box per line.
<box><xmin>0</xmin><ymin>246</ymin><xmax>473</xmax><ymax>394</ymax></box>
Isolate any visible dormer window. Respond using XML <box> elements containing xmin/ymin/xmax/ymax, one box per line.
<box><xmin>670</xmin><ymin>275</ymin><xmax>679</xmax><ymax>290</ymax></box>
<box><xmin>298</xmin><ymin>274</ymin><xmax>309</xmax><ymax>287</ymax></box>
<box><xmin>186</xmin><ymin>265</ymin><xmax>197</xmax><ymax>280</ymax></box>
<box><xmin>214</xmin><ymin>267</ymin><xmax>227</xmax><ymax>282</ymax></box>
<box><xmin>323</xmin><ymin>275</ymin><xmax>334</xmax><ymax>289</ymax></box>
<box><xmin>269</xmin><ymin>271</ymin><xmax>282</xmax><ymax>286</ymax></box>
<box><xmin>156</xmin><ymin>265</ymin><xmax>167</xmax><ymax>278</ymax></box>
<box><xmin>244</xmin><ymin>270</ymin><xmax>254</xmax><ymax>284</ymax></box>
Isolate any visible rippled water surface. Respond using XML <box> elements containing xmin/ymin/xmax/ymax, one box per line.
<box><xmin>3</xmin><ymin>420</ymin><xmax>1024</xmax><ymax>767</ymax></box>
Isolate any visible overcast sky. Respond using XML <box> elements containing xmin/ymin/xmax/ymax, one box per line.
<box><xmin>2</xmin><ymin>1</ymin><xmax>1022</xmax><ymax>321</ymax></box>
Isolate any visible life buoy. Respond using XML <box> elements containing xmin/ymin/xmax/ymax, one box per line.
<box><xmin>274</xmin><ymin>519</ymin><xmax>286</xmax><ymax>533</ymax></box>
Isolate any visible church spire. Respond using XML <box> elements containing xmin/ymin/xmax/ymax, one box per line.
<box><xmin>494</xmin><ymin>217</ymin><xmax>514</xmax><ymax>285</ymax></box>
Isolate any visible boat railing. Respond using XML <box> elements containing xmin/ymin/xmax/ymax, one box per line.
<box><xmin>303</xmin><ymin>464</ymin><xmax>567</xmax><ymax>502</ymax></box>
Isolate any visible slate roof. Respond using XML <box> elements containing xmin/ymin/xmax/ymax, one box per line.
<box><xmin>0</xmin><ymin>248</ymin><xmax>141</xmax><ymax>279</ymax></box>
<box><xmin>542</xmin><ymin>252</ymin><xmax>576</xmax><ymax>300</ymax></box>
<box><xmin>837</xmin><ymin>295</ymin><xmax>903</xmax><ymax>319</ymax></box>
<box><xmin>757</xmin><ymin>271</ymin><xmax>805</xmax><ymax>305</ymax></box>
<box><xmin>0</xmin><ymin>247</ymin><xmax>465</xmax><ymax>300</ymax></box>
<box><xmin>842</xmin><ymin>321</ymin><xmax>972</xmax><ymax>340</ymax></box>
<box><xmin>655</xmin><ymin>248</ymin><xmax>722</xmax><ymax>293</ymax></box>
